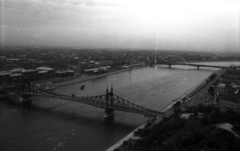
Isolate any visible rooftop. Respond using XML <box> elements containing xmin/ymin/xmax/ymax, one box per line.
<box><xmin>9</xmin><ymin>73</ymin><xmax>23</xmax><ymax>77</ymax></box>
<box><xmin>217</xmin><ymin>83</ymin><xmax>226</xmax><ymax>88</ymax></box>
<box><xmin>10</xmin><ymin>68</ymin><xmax>25</xmax><ymax>73</ymax></box>
<box><xmin>21</xmin><ymin>69</ymin><xmax>38</xmax><ymax>73</ymax></box>
<box><xmin>38</xmin><ymin>71</ymin><xmax>48</xmax><ymax>74</ymax></box>
<box><xmin>0</xmin><ymin>71</ymin><xmax>11</xmax><ymax>76</ymax></box>
<box><xmin>36</xmin><ymin>66</ymin><xmax>54</xmax><ymax>71</ymax></box>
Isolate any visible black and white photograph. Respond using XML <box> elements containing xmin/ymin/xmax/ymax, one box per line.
<box><xmin>1</xmin><ymin>0</ymin><xmax>240</xmax><ymax>151</ymax></box>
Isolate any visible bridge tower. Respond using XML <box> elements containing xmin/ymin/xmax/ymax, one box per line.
<box><xmin>20</xmin><ymin>94</ymin><xmax>32</xmax><ymax>107</ymax></box>
<box><xmin>20</xmin><ymin>81</ymin><xmax>33</xmax><ymax>107</ymax></box>
<box><xmin>154</xmin><ymin>54</ymin><xmax>157</xmax><ymax>65</ymax></box>
<box><xmin>104</xmin><ymin>86</ymin><xmax>114</xmax><ymax>118</ymax></box>
<box><xmin>0</xmin><ymin>84</ymin><xmax>9</xmax><ymax>99</ymax></box>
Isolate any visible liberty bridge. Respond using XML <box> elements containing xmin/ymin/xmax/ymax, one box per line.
<box><xmin>0</xmin><ymin>82</ymin><xmax>163</xmax><ymax>118</ymax></box>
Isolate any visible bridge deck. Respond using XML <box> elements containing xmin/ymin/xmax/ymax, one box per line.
<box><xmin>2</xmin><ymin>84</ymin><xmax>162</xmax><ymax>117</ymax></box>
<box><xmin>156</xmin><ymin>62</ymin><xmax>226</xmax><ymax>68</ymax></box>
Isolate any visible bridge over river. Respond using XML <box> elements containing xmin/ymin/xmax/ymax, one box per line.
<box><xmin>0</xmin><ymin>83</ymin><xmax>163</xmax><ymax>118</ymax></box>
<box><xmin>151</xmin><ymin>62</ymin><xmax>235</xmax><ymax>69</ymax></box>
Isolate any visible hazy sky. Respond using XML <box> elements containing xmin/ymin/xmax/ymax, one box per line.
<box><xmin>1</xmin><ymin>0</ymin><xmax>240</xmax><ymax>51</ymax></box>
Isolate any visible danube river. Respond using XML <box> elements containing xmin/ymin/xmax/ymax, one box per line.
<box><xmin>0</xmin><ymin>62</ymin><xmax>239</xmax><ymax>151</ymax></box>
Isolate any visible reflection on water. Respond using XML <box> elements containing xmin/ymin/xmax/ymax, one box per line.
<box><xmin>1</xmin><ymin>62</ymin><xmax>239</xmax><ymax>151</ymax></box>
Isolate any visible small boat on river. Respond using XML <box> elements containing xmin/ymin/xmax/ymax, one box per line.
<box><xmin>42</xmin><ymin>85</ymin><xmax>57</xmax><ymax>91</ymax></box>
<box><xmin>80</xmin><ymin>84</ymin><xmax>85</xmax><ymax>90</ymax></box>
<box><xmin>68</xmin><ymin>93</ymin><xmax>75</xmax><ymax>97</ymax></box>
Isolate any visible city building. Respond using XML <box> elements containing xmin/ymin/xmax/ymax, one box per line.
<box><xmin>214</xmin><ymin>83</ymin><xmax>228</xmax><ymax>95</ymax></box>
<box><xmin>214</xmin><ymin>67</ymin><xmax>240</xmax><ymax>112</ymax></box>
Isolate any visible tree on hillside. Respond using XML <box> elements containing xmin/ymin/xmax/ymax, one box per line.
<box><xmin>208</xmin><ymin>85</ymin><xmax>215</xmax><ymax>96</ymax></box>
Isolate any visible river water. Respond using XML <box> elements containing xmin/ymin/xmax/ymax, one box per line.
<box><xmin>1</xmin><ymin>62</ymin><xmax>239</xmax><ymax>151</ymax></box>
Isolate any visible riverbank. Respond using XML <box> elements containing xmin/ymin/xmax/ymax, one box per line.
<box><xmin>163</xmin><ymin>67</ymin><xmax>227</xmax><ymax>111</ymax></box>
<box><xmin>51</xmin><ymin>66</ymin><xmax>144</xmax><ymax>87</ymax></box>
<box><xmin>106</xmin><ymin>67</ymin><xmax>228</xmax><ymax>151</ymax></box>
<box><xmin>105</xmin><ymin>117</ymin><xmax>157</xmax><ymax>151</ymax></box>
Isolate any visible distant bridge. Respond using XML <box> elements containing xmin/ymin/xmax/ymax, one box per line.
<box><xmin>152</xmin><ymin>62</ymin><xmax>226</xmax><ymax>69</ymax></box>
<box><xmin>1</xmin><ymin>83</ymin><xmax>162</xmax><ymax>117</ymax></box>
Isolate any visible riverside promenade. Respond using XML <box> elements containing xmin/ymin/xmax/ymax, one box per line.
<box><xmin>163</xmin><ymin>67</ymin><xmax>228</xmax><ymax>116</ymax></box>
<box><xmin>181</xmin><ymin>67</ymin><xmax>228</xmax><ymax>107</ymax></box>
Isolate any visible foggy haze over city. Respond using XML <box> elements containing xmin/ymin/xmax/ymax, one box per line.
<box><xmin>1</xmin><ymin>0</ymin><xmax>240</xmax><ymax>52</ymax></box>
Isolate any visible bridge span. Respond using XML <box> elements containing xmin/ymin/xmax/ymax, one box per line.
<box><xmin>153</xmin><ymin>62</ymin><xmax>226</xmax><ymax>69</ymax></box>
<box><xmin>1</xmin><ymin>83</ymin><xmax>162</xmax><ymax>118</ymax></box>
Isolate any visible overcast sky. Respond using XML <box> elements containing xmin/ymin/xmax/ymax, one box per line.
<box><xmin>1</xmin><ymin>0</ymin><xmax>240</xmax><ymax>52</ymax></box>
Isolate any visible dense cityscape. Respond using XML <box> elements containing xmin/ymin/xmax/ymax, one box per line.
<box><xmin>1</xmin><ymin>47</ymin><xmax>240</xmax><ymax>72</ymax></box>
<box><xmin>1</xmin><ymin>47</ymin><xmax>240</xmax><ymax>84</ymax></box>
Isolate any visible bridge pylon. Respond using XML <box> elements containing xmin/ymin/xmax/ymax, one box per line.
<box><xmin>20</xmin><ymin>94</ymin><xmax>32</xmax><ymax>107</ymax></box>
<box><xmin>17</xmin><ymin>81</ymin><xmax>33</xmax><ymax>107</ymax></box>
<box><xmin>104</xmin><ymin>86</ymin><xmax>114</xmax><ymax>118</ymax></box>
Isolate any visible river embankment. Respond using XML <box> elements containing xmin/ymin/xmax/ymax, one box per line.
<box><xmin>106</xmin><ymin>67</ymin><xmax>228</xmax><ymax>151</ymax></box>
<box><xmin>51</xmin><ymin>66</ymin><xmax>144</xmax><ymax>87</ymax></box>
<box><xmin>105</xmin><ymin>117</ymin><xmax>157</xmax><ymax>151</ymax></box>
<box><xmin>162</xmin><ymin>67</ymin><xmax>227</xmax><ymax>112</ymax></box>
